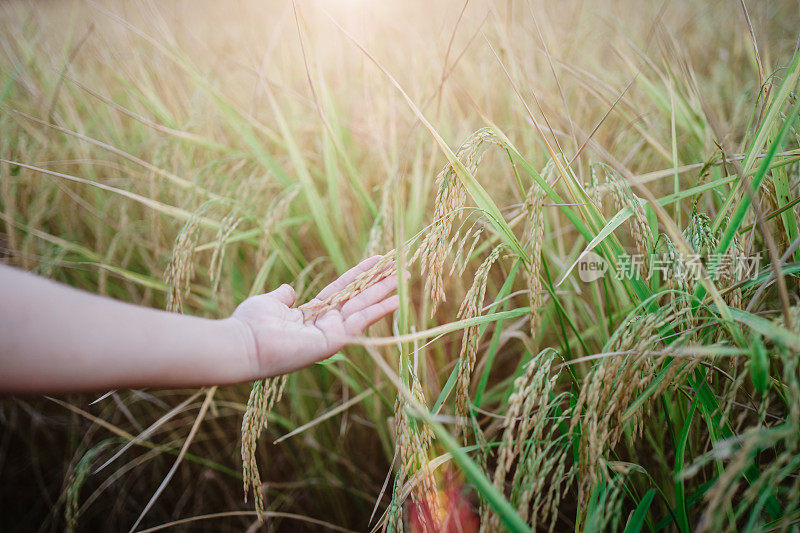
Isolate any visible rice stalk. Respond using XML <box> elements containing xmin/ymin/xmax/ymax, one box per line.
<box><xmin>164</xmin><ymin>202</ymin><xmax>215</xmax><ymax>313</ymax></box>
<box><xmin>241</xmin><ymin>375</ymin><xmax>288</xmax><ymax>518</ymax></box>
<box><xmin>455</xmin><ymin>244</ymin><xmax>506</xmax><ymax>426</ymax></box>
<box><xmin>570</xmin><ymin>302</ymin><xmax>696</xmax><ymax>509</ymax></box>
<box><xmin>482</xmin><ymin>348</ymin><xmax>573</xmax><ymax>533</ymax></box>
<box><xmin>419</xmin><ymin>128</ymin><xmax>506</xmax><ymax>316</ymax></box>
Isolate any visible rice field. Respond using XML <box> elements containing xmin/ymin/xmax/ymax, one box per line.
<box><xmin>1</xmin><ymin>0</ymin><xmax>800</xmax><ymax>531</ymax></box>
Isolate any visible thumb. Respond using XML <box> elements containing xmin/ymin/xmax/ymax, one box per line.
<box><xmin>269</xmin><ymin>284</ymin><xmax>296</xmax><ymax>306</ymax></box>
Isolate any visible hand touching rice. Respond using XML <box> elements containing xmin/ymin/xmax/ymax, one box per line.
<box><xmin>230</xmin><ymin>255</ymin><xmax>401</xmax><ymax>377</ymax></box>
<box><xmin>0</xmin><ymin>256</ymin><xmax>400</xmax><ymax>393</ymax></box>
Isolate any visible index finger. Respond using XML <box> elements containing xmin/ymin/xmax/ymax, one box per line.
<box><xmin>313</xmin><ymin>255</ymin><xmax>383</xmax><ymax>302</ymax></box>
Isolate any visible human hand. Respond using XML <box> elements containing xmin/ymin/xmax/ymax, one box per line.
<box><xmin>229</xmin><ymin>256</ymin><xmax>401</xmax><ymax>378</ymax></box>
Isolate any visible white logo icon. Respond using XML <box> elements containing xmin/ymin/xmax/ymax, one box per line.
<box><xmin>577</xmin><ymin>251</ymin><xmax>608</xmax><ymax>282</ymax></box>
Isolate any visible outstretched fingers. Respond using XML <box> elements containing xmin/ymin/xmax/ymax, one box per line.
<box><xmin>344</xmin><ymin>295</ymin><xmax>400</xmax><ymax>336</ymax></box>
<box><xmin>340</xmin><ymin>270</ymin><xmax>406</xmax><ymax>317</ymax></box>
<box><xmin>314</xmin><ymin>255</ymin><xmax>382</xmax><ymax>302</ymax></box>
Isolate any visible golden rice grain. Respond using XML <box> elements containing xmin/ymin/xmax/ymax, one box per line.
<box><xmin>241</xmin><ymin>375</ymin><xmax>288</xmax><ymax>518</ymax></box>
<box><xmin>165</xmin><ymin>202</ymin><xmax>214</xmax><ymax>313</ymax></box>
<box><xmin>419</xmin><ymin>128</ymin><xmax>505</xmax><ymax>316</ymax></box>
<box><xmin>570</xmin><ymin>303</ymin><xmax>695</xmax><ymax>509</ymax></box>
<box><xmin>455</xmin><ymin>245</ymin><xmax>505</xmax><ymax>426</ymax></box>
<box><xmin>299</xmin><ymin>251</ymin><xmax>398</xmax><ymax>321</ymax></box>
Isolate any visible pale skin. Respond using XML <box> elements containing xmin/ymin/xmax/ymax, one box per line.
<box><xmin>0</xmin><ymin>256</ymin><xmax>400</xmax><ymax>394</ymax></box>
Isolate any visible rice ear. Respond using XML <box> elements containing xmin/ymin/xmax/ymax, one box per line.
<box><xmin>483</xmin><ymin>348</ymin><xmax>573</xmax><ymax>533</ymax></box>
<box><xmin>524</xmin><ymin>159</ymin><xmax>558</xmax><ymax>348</ymax></box>
<box><xmin>299</xmin><ymin>251</ymin><xmax>399</xmax><ymax>320</ymax></box>
<box><xmin>164</xmin><ymin>202</ymin><xmax>216</xmax><ymax>313</ymax></box>
<box><xmin>570</xmin><ymin>301</ymin><xmax>697</xmax><ymax>510</ymax></box>
<box><xmin>454</xmin><ymin>244</ymin><xmax>506</xmax><ymax>427</ymax></box>
<box><xmin>419</xmin><ymin>128</ymin><xmax>506</xmax><ymax>316</ymax></box>
<box><xmin>241</xmin><ymin>375</ymin><xmax>288</xmax><ymax>518</ymax></box>
<box><xmin>209</xmin><ymin>209</ymin><xmax>243</xmax><ymax>295</ymax></box>
<box><xmin>391</xmin><ymin>360</ymin><xmax>438</xmax><ymax>530</ymax></box>
<box><xmin>594</xmin><ymin>163</ymin><xmax>652</xmax><ymax>277</ymax></box>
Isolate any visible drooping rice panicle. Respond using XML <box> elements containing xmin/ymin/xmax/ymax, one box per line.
<box><xmin>419</xmin><ymin>128</ymin><xmax>505</xmax><ymax>316</ymax></box>
<box><xmin>570</xmin><ymin>302</ymin><xmax>697</xmax><ymax>509</ymax></box>
<box><xmin>391</xmin><ymin>360</ymin><xmax>438</xmax><ymax>530</ymax></box>
<box><xmin>455</xmin><ymin>244</ymin><xmax>506</xmax><ymax>426</ymax></box>
<box><xmin>595</xmin><ymin>163</ymin><xmax>653</xmax><ymax>277</ymax></box>
<box><xmin>524</xmin><ymin>159</ymin><xmax>557</xmax><ymax>346</ymax></box>
<box><xmin>241</xmin><ymin>375</ymin><xmax>288</xmax><ymax>518</ymax></box>
<box><xmin>209</xmin><ymin>209</ymin><xmax>243</xmax><ymax>294</ymax></box>
<box><xmin>164</xmin><ymin>202</ymin><xmax>215</xmax><ymax>313</ymax></box>
<box><xmin>483</xmin><ymin>348</ymin><xmax>574</xmax><ymax>533</ymax></box>
<box><xmin>299</xmin><ymin>251</ymin><xmax>398</xmax><ymax>321</ymax></box>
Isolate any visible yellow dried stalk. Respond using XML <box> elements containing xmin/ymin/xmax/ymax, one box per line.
<box><xmin>455</xmin><ymin>244</ymin><xmax>506</xmax><ymax>426</ymax></box>
<box><xmin>241</xmin><ymin>375</ymin><xmax>288</xmax><ymax>518</ymax></box>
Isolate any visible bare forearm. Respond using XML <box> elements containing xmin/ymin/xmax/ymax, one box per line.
<box><xmin>0</xmin><ymin>265</ymin><xmax>254</xmax><ymax>393</ymax></box>
<box><xmin>0</xmin><ymin>255</ymin><xmax>400</xmax><ymax>394</ymax></box>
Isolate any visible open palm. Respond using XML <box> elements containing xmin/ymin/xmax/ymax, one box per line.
<box><xmin>231</xmin><ymin>256</ymin><xmax>400</xmax><ymax>377</ymax></box>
